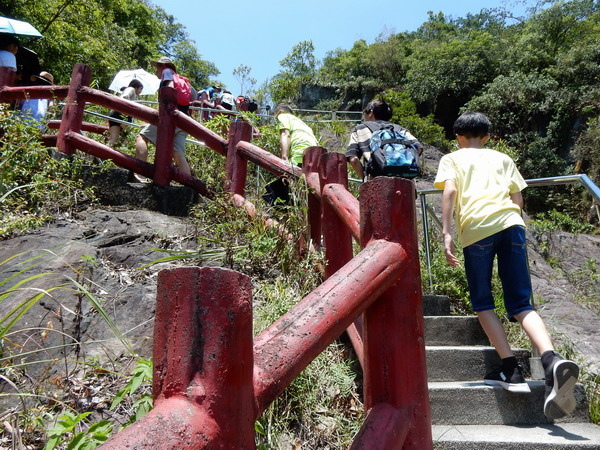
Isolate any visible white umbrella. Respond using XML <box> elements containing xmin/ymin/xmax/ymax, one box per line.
<box><xmin>0</xmin><ymin>16</ymin><xmax>43</xmax><ymax>38</ymax></box>
<box><xmin>108</xmin><ymin>69</ymin><xmax>160</xmax><ymax>96</ymax></box>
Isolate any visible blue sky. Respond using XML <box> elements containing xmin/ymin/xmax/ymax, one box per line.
<box><xmin>150</xmin><ymin>0</ymin><xmax>531</xmax><ymax>94</ymax></box>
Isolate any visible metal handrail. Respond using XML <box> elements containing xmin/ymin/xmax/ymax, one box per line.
<box><xmin>418</xmin><ymin>174</ymin><xmax>600</xmax><ymax>292</ymax></box>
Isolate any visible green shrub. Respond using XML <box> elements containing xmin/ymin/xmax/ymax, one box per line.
<box><xmin>382</xmin><ymin>90</ymin><xmax>451</xmax><ymax>151</ymax></box>
<box><xmin>530</xmin><ymin>209</ymin><xmax>597</xmax><ymax>235</ymax></box>
<box><xmin>0</xmin><ymin>109</ymin><xmax>96</xmax><ymax>239</ymax></box>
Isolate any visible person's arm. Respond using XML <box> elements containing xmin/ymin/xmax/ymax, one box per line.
<box><xmin>280</xmin><ymin>128</ymin><xmax>291</xmax><ymax>160</ymax></box>
<box><xmin>201</xmin><ymin>91</ymin><xmax>214</xmax><ymax>108</ymax></box>
<box><xmin>347</xmin><ymin>155</ymin><xmax>364</xmax><ymax>179</ymax></box>
<box><xmin>510</xmin><ymin>191</ymin><xmax>524</xmax><ymax>210</ymax></box>
<box><xmin>441</xmin><ymin>179</ymin><xmax>460</xmax><ymax>267</ymax></box>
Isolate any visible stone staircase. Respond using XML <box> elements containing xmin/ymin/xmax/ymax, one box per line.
<box><xmin>423</xmin><ymin>295</ymin><xmax>600</xmax><ymax>449</ymax></box>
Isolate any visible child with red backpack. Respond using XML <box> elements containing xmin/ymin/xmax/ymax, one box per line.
<box><xmin>133</xmin><ymin>56</ymin><xmax>192</xmax><ymax>182</ymax></box>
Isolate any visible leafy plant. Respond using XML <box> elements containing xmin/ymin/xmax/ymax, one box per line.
<box><xmin>0</xmin><ymin>110</ymin><xmax>96</xmax><ymax>239</ymax></box>
<box><xmin>382</xmin><ymin>90</ymin><xmax>450</xmax><ymax>151</ymax></box>
<box><xmin>531</xmin><ymin>209</ymin><xmax>597</xmax><ymax>235</ymax></box>
<box><xmin>110</xmin><ymin>359</ymin><xmax>153</xmax><ymax>424</ymax></box>
<box><xmin>45</xmin><ymin>411</ymin><xmax>113</xmax><ymax>450</ymax></box>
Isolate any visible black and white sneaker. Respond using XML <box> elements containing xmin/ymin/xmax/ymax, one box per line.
<box><xmin>484</xmin><ymin>365</ymin><xmax>531</xmax><ymax>393</ymax></box>
<box><xmin>544</xmin><ymin>357</ymin><xmax>579</xmax><ymax>419</ymax></box>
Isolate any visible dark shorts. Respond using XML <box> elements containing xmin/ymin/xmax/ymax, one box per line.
<box><xmin>108</xmin><ymin>110</ymin><xmax>132</xmax><ymax>128</ymax></box>
<box><xmin>463</xmin><ymin>225</ymin><xmax>534</xmax><ymax>320</ymax></box>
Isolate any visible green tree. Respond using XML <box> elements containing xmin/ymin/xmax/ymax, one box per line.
<box><xmin>171</xmin><ymin>40</ymin><xmax>219</xmax><ymax>89</ymax></box>
<box><xmin>382</xmin><ymin>90</ymin><xmax>449</xmax><ymax>151</ymax></box>
<box><xmin>404</xmin><ymin>30</ymin><xmax>502</xmax><ymax>114</ymax></box>
<box><xmin>270</xmin><ymin>40</ymin><xmax>318</xmax><ymax>104</ymax></box>
<box><xmin>279</xmin><ymin>40</ymin><xmax>317</xmax><ymax>78</ymax></box>
<box><xmin>2</xmin><ymin>0</ymin><xmax>218</xmax><ymax>91</ymax></box>
<box><xmin>233</xmin><ymin>64</ymin><xmax>257</xmax><ymax>96</ymax></box>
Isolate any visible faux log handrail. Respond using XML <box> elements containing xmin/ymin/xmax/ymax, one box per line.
<box><xmin>103</xmin><ymin>178</ymin><xmax>432</xmax><ymax>449</ymax></box>
<box><xmin>253</xmin><ymin>239</ymin><xmax>406</xmax><ymax>413</ymax></box>
<box><xmin>322</xmin><ymin>182</ymin><xmax>360</xmax><ymax>242</ymax></box>
<box><xmin>237</xmin><ymin>140</ymin><xmax>302</xmax><ymax>178</ymax></box>
<box><xmin>1</xmin><ymin>65</ymin><xmax>432</xmax><ymax>449</ymax></box>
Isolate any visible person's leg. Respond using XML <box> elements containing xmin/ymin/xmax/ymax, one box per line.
<box><xmin>135</xmin><ymin>134</ymin><xmax>149</xmax><ymax>161</ymax></box>
<box><xmin>463</xmin><ymin>235</ymin><xmax>508</xmax><ymax>354</ymax></box>
<box><xmin>173</xmin><ymin>152</ymin><xmax>191</xmax><ymax>175</ymax></box>
<box><xmin>513</xmin><ymin>310</ymin><xmax>554</xmax><ymax>354</ymax></box>
<box><xmin>464</xmin><ymin>233</ymin><xmax>529</xmax><ymax>392</ymax></box>
<box><xmin>131</xmin><ymin>125</ymin><xmax>155</xmax><ymax>182</ymax></box>
<box><xmin>499</xmin><ymin>226</ymin><xmax>578</xmax><ymax>414</ymax></box>
<box><xmin>173</xmin><ymin>130</ymin><xmax>191</xmax><ymax>176</ymax></box>
<box><xmin>477</xmin><ymin>310</ymin><xmax>513</xmax><ymax>359</ymax></box>
<box><xmin>107</xmin><ymin>125</ymin><xmax>121</xmax><ymax>147</ymax></box>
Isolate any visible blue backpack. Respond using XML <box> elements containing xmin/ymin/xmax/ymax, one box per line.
<box><xmin>366</xmin><ymin>124</ymin><xmax>421</xmax><ymax>179</ymax></box>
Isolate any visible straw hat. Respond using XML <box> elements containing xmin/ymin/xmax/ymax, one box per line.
<box><xmin>35</xmin><ymin>71</ymin><xmax>54</xmax><ymax>84</ymax></box>
<box><xmin>150</xmin><ymin>56</ymin><xmax>177</xmax><ymax>72</ymax></box>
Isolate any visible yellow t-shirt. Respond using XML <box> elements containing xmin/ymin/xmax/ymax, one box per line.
<box><xmin>433</xmin><ymin>148</ymin><xmax>527</xmax><ymax>247</ymax></box>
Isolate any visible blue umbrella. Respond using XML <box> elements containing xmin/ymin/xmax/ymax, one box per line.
<box><xmin>0</xmin><ymin>16</ymin><xmax>43</xmax><ymax>38</ymax></box>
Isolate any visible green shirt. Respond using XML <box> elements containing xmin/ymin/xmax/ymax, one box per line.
<box><xmin>277</xmin><ymin>113</ymin><xmax>318</xmax><ymax>165</ymax></box>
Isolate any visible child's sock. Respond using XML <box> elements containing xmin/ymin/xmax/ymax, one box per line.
<box><xmin>502</xmin><ymin>356</ymin><xmax>519</xmax><ymax>373</ymax></box>
<box><xmin>541</xmin><ymin>350</ymin><xmax>560</xmax><ymax>371</ymax></box>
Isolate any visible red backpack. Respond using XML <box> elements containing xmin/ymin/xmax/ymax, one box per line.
<box><xmin>172</xmin><ymin>73</ymin><xmax>192</xmax><ymax>106</ymax></box>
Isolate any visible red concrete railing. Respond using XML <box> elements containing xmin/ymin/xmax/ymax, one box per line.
<box><xmin>0</xmin><ymin>63</ymin><xmax>432</xmax><ymax>448</ymax></box>
<box><xmin>0</xmin><ymin>64</ymin><xmax>226</xmax><ymax>197</ymax></box>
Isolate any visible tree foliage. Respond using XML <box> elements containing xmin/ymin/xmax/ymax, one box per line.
<box><xmin>1</xmin><ymin>0</ymin><xmax>218</xmax><ymax>89</ymax></box>
<box><xmin>270</xmin><ymin>1</ymin><xmax>599</xmax><ymax>194</ymax></box>
<box><xmin>233</xmin><ymin>64</ymin><xmax>257</xmax><ymax>96</ymax></box>
<box><xmin>270</xmin><ymin>40</ymin><xmax>318</xmax><ymax>105</ymax></box>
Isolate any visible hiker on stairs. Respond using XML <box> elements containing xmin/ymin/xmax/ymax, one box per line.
<box><xmin>434</xmin><ymin>111</ymin><xmax>580</xmax><ymax>420</ymax></box>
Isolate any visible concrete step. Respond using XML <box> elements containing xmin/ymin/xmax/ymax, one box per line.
<box><xmin>423</xmin><ymin>294</ymin><xmax>450</xmax><ymax>316</ymax></box>
<box><xmin>426</xmin><ymin>346</ymin><xmax>531</xmax><ymax>381</ymax></box>
<box><xmin>425</xmin><ymin>315</ymin><xmax>489</xmax><ymax>346</ymax></box>
<box><xmin>429</xmin><ymin>381</ymin><xmax>589</xmax><ymax>426</ymax></box>
<box><xmin>432</xmin><ymin>423</ymin><xmax>600</xmax><ymax>449</ymax></box>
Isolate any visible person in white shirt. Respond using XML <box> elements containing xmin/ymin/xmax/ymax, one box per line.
<box><xmin>20</xmin><ymin>71</ymin><xmax>54</xmax><ymax>129</ymax></box>
<box><xmin>0</xmin><ymin>35</ymin><xmax>19</xmax><ymax>72</ymax></box>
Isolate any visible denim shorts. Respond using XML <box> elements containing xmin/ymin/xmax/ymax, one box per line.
<box><xmin>462</xmin><ymin>225</ymin><xmax>534</xmax><ymax>319</ymax></box>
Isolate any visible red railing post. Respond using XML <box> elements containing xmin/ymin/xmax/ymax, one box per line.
<box><xmin>302</xmin><ymin>146</ymin><xmax>327</xmax><ymax>250</ymax></box>
<box><xmin>319</xmin><ymin>152</ymin><xmax>364</xmax><ymax>365</ymax></box>
<box><xmin>319</xmin><ymin>152</ymin><xmax>353</xmax><ymax>278</ymax></box>
<box><xmin>226</xmin><ymin>120</ymin><xmax>252</xmax><ymax>196</ymax></box>
<box><xmin>102</xmin><ymin>267</ymin><xmax>256</xmax><ymax>448</ymax></box>
<box><xmin>57</xmin><ymin>64</ymin><xmax>91</xmax><ymax>155</ymax></box>
<box><xmin>359</xmin><ymin>177</ymin><xmax>432</xmax><ymax>449</ymax></box>
<box><xmin>153</xmin><ymin>86</ymin><xmax>177</xmax><ymax>186</ymax></box>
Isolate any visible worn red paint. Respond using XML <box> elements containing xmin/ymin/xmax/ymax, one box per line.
<box><xmin>253</xmin><ymin>239</ymin><xmax>407</xmax><ymax>414</ymax></box>
<box><xmin>57</xmin><ymin>64</ymin><xmax>91</xmax><ymax>155</ymax></box>
<box><xmin>303</xmin><ymin>147</ymin><xmax>327</xmax><ymax>249</ymax></box>
<box><xmin>226</xmin><ymin>120</ymin><xmax>252</xmax><ymax>196</ymax></box>
<box><xmin>237</xmin><ymin>141</ymin><xmax>302</xmax><ymax>178</ymax></box>
<box><xmin>64</xmin><ymin>132</ymin><xmax>211</xmax><ymax>197</ymax></box>
<box><xmin>47</xmin><ymin>120</ymin><xmax>108</xmax><ymax>134</ymax></box>
<box><xmin>351</xmin><ymin>403</ymin><xmax>410</xmax><ymax>449</ymax></box>
<box><xmin>322</xmin><ymin>183</ymin><xmax>360</xmax><ymax>242</ymax></box>
<box><xmin>360</xmin><ymin>178</ymin><xmax>432</xmax><ymax>449</ymax></box>
<box><xmin>102</xmin><ymin>267</ymin><xmax>255</xmax><ymax>448</ymax></box>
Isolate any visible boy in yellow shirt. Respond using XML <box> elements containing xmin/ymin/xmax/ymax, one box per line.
<box><xmin>434</xmin><ymin>112</ymin><xmax>579</xmax><ymax>419</ymax></box>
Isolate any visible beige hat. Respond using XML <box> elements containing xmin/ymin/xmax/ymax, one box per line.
<box><xmin>35</xmin><ymin>71</ymin><xmax>54</xmax><ymax>84</ymax></box>
<box><xmin>150</xmin><ymin>56</ymin><xmax>177</xmax><ymax>72</ymax></box>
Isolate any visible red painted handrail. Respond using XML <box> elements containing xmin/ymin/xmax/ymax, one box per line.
<box><xmin>1</xmin><ymin>64</ymin><xmax>432</xmax><ymax>449</ymax></box>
